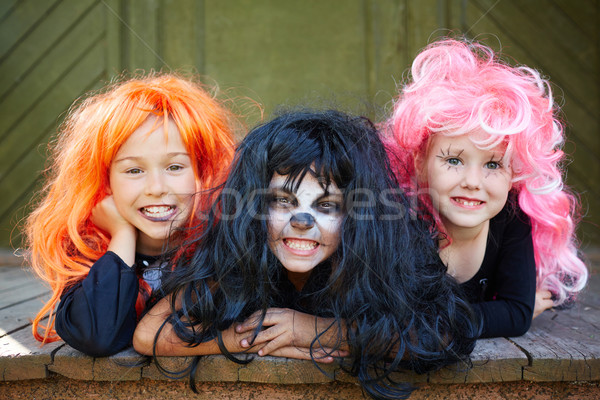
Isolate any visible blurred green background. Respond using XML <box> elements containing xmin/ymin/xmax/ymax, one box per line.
<box><xmin>0</xmin><ymin>0</ymin><xmax>598</xmax><ymax>250</ymax></box>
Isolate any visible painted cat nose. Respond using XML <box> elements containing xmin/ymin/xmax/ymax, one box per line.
<box><xmin>290</xmin><ymin>212</ymin><xmax>315</xmax><ymax>229</ymax></box>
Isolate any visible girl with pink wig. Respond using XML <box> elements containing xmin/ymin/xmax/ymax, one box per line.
<box><xmin>387</xmin><ymin>38</ymin><xmax>587</xmax><ymax>338</ymax></box>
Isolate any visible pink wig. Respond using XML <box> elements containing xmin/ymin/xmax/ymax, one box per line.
<box><xmin>387</xmin><ymin>38</ymin><xmax>587</xmax><ymax>305</ymax></box>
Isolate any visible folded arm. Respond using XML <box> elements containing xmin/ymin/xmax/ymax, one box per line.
<box><xmin>236</xmin><ymin>308</ymin><xmax>349</xmax><ymax>361</ymax></box>
<box><xmin>134</xmin><ymin>301</ymin><xmax>345</xmax><ymax>362</ymax></box>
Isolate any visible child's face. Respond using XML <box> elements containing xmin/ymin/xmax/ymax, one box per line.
<box><xmin>267</xmin><ymin>172</ymin><xmax>343</xmax><ymax>282</ymax></box>
<box><xmin>421</xmin><ymin>133</ymin><xmax>512</xmax><ymax>236</ymax></box>
<box><xmin>109</xmin><ymin>116</ymin><xmax>197</xmax><ymax>255</ymax></box>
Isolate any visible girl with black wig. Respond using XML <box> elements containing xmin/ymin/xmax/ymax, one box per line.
<box><xmin>133</xmin><ymin>110</ymin><xmax>478</xmax><ymax>399</ymax></box>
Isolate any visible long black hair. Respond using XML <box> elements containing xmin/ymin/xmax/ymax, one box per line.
<box><xmin>158</xmin><ymin>110</ymin><xmax>478</xmax><ymax>399</ymax></box>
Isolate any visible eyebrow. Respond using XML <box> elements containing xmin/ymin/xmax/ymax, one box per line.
<box><xmin>437</xmin><ymin>145</ymin><xmax>464</xmax><ymax>157</ymax></box>
<box><xmin>269</xmin><ymin>186</ymin><xmax>343</xmax><ymax>200</ymax></box>
<box><xmin>113</xmin><ymin>152</ymin><xmax>190</xmax><ymax>164</ymax></box>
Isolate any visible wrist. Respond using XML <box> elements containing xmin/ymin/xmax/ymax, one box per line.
<box><xmin>106</xmin><ymin>228</ymin><xmax>137</xmax><ymax>266</ymax></box>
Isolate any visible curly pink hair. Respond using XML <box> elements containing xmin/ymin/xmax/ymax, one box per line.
<box><xmin>387</xmin><ymin>38</ymin><xmax>587</xmax><ymax>305</ymax></box>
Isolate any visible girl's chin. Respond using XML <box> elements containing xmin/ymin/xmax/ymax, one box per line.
<box><xmin>136</xmin><ymin>233</ymin><xmax>170</xmax><ymax>255</ymax></box>
<box><xmin>282</xmin><ymin>263</ymin><xmax>319</xmax><ymax>272</ymax></box>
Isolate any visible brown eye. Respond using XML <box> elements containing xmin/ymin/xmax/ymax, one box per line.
<box><xmin>318</xmin><ymin>201</ymin><xmax>340</xmax><ymax>214</ymax></box>
<box><xmin>272</xmin><ymin>196</ymin><xmax>294</xmax><ymax>208</ymax></box>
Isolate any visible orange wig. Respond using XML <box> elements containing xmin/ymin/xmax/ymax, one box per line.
<box><xmin>26</xmin><ymin>73</ymin><xmax>236</xmax><ymax>343</ymax></box>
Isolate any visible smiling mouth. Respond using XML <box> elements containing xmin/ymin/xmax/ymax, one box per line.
<box><xmin>140</xmin><ymin>205</ymin><xmax>176</xmax><ymax>221</ymax></box>
<box><xmin>283</xmin><ymin>238</ymin><xmax>318</xmax><ymax>251</ymax></box>
<box><xmin>452</xmin><ymin>197</ymin><xmax>483</xmax><ymax>207</ymax></box>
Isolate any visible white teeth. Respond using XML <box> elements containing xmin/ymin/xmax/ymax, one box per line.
<box><xmin>456</xmin><ymin>199</ymin><xmax>482</xmax><ymax>206</ymax></box>
<box><xmin>285</xmin><ymin>239</ymin><xmax>318</xmax><ymax>250</ymax></box>
<box><xmin>142</xmin><ymin>206</ymin><xmax>173</xmax><ymax>218</ymax></box>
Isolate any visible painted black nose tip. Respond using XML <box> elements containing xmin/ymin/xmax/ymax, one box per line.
<box><xmin>290</xmin><ymin>212</ymin><xmax>315</xmax><ymax>229</ymax></box>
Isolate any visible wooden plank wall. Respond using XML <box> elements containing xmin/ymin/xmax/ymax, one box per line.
<box><xmin>0</xmin><ymin>0</ymin><xmax>112</xmax><ymax>247</ymax></box>
<box><xmin>0</xmin><ymin>0</ymin><xmax>598</xmax><ymax>248</ymax></box>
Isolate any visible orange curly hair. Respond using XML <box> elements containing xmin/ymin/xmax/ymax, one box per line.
<box><xmin>26</xmin><ymin>73</ymin><xmax>236</xmax><ymax>343</ymax></box>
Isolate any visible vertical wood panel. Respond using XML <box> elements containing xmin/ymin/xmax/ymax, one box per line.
<box><xmin>104</xmin><ymin>0</ymin><xmax>124</xmax><ymax>75</ymax></box>
<box><xmin>160</xmin><ymin>0</ymin><xmax>204</xmax><ymax>72</ymax></box>
<box><xmin>204</xmin><ymin>0</ymin><xmax>368</xmax><ymax>119</ymax></box>
<box><xmin>363</xmin><ymin>0</ymin><xmax>408</xmax><ymax>118</ymax></box>
<box><xmin>406</xmin><ymin>0</ymin><xmax>448</xmax><ymax>55</ymax></box>
<box><xmin>123</xmin><ymin>0</ymin><xmax>163</xmax><ymax>71</ymax></box>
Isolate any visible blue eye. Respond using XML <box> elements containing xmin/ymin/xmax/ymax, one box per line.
<box><xmin>485</xmin><ymin>161</ymin><xmax>501</xmax><ymax>170</ymax></box>
<box><xmin>446</xmin><ymin>157</ymin><xmax>461</xmax><ymax>166</ymax></box>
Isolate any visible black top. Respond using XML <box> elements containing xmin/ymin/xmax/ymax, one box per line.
<box><xmin>272</xmin><ymin>262</ymin><xmax>332</xmax><ymax>317</ymax></box>
<box><xmin>55</xmin><ymin>251</ymin><xmax>163</xmax><ymax>357</ymax></box>
<box><xmin>459</xmin><ymin>202</ymin><xmax>536</xmax><ymax>338</ymax></box>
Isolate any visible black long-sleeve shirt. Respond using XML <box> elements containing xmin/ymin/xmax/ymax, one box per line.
<box><xmin>55</xmin><ymin>251</ymin><xmax>162</xmax><ymax>357</ymax></box>
<box><xmin>459</xmin><ymin>202</ymin><xmax>536</xmax><ymax>338</ymax></box>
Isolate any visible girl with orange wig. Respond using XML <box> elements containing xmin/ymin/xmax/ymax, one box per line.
<box><xmin>26</xmin><ymin>73</ymin><xmax>235</xmax><ymax>356</ymax></box>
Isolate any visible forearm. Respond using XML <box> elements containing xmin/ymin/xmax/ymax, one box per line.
<box><xmin>133</xmin><ymin>297</ymin><xmax>257</xmax><ymax>356</ymax></box>
<box><xmin>106</xmin><ymin>229</ymin><xmax>136</xmax><ymax>267</ymax></box>
<box><xmin>310</xmin><ymin>316</ymin><xmax>349</xmax><ymax>351</ymax></box>
<box><xmin>471</xmin><ymin>299</ymin><xmax>532</xmax><ymax>338</ymax></box>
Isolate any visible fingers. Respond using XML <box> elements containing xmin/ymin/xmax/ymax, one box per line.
<box><xmin>239</xmin><ymin>324</ymin><xmax>283</xmax><ymax>348</ymax></box>
<box><xmin>236</xmin><ymin>308</ymin><xmax>292</xmax><ymax>333</ymax></box>
<box><xmin>235</xmin><ymin>310</ymin><xmax>265</xmax><ymax>333</ymax></box>
<box><xmin>533</xmin><ymin>290</ymin><xmax>555</xmax><ymax>319</ymax></box>
<box><xmin>537</xmin><ymin>290</ymin><xmax>553</xmax><ymax>300</ymax></box>
<box><xmin>92</xmin><ymin>195</ymin><xmax>133</xmax><ymax>235</ymax></box>
<box><xmin>268</xmin><ymin>346</ymin><xmax>347</xmax><ymax>363</ymax></box>
<box><xmin>255</xmin><ymin>331</ymin><xmax>292</xmax><ymax>356</ymax></box>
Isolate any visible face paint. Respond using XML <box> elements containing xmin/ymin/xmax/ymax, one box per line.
<box><xmin>289</xmin><ymin>212</ymin><xmax>316</xmax><ymax>229</ymax></box>
<box><xmin>421</xmin><ymin>132</ymin><xmax>512</xmax><ymax>238</ymax></box>
<box><xmin>267</xmin><ymin>172</ymin><xmax>343</xmax><ymax>289</ymax></box>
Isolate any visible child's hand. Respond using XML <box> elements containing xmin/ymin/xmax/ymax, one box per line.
<box><xmin>92</xmin><ymin>195</ymin><xmax>137</xmax><ymax>266</ymax></box>
<box><xmin>533</xmin><ymin>289</ymin><xmax>554</xmax><ymax>319</ymax></box>
<box><xmin>92</xmin><ymin>195</ymin><xmax>135</xmax><ymax>237</ymax></box>
<box><xmin>236</xmin><ymin>308</ymin><xmax>348</xmax><ymax>362</ymax></box>
<box><xmin>256</xmin><ymin>344</ymin><xmax>341</xmax><ymax>363</ymax></box>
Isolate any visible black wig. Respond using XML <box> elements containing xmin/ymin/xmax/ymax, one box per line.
<box><xmin>158</xmin><ymin>110</ymin><xmax>479</xmax><ymax>399</ymax></box>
